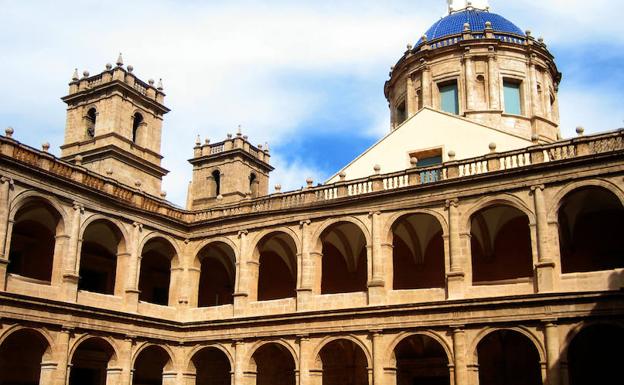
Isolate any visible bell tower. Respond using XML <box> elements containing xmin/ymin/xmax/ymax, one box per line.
<box><xmin>60</xmin><ymin>54</ymin><xmax>170</xmax><ymax>196</ymax></box>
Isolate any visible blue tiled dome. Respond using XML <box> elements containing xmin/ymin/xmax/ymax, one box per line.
<box><xmin>417</xmin><ymin>9</ymin><xmax>525</xmax><ymax>46</ymax></box>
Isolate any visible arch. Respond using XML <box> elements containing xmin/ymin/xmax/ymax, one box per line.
<box><xmin>212</xmin><ymin>170</ymin><xmax>222</xmax><ymax>197</ymax></box>
<box><xmin>7</xmin><ymin>197</ymin><xmax>64</xmax><ymax>283</ymax></box>
<box><xmin>132</xmin><ymin>343</ymin><xmax>175</xmax><ymax>385</ymax></box>
<box><xmin>69</xmin><ymin>336</ymin><xmax>119</xmax><ymax>385</ymax></box>
<box><xmin>390</xmin><ymin>332</ymin><xmax>451</xmax><ymax>385</ymax></box>
<box><xmin>249</xmin><ymin>172</ymin><xmax>258</xmax><ymax>198</ymax></box>
<box><xmin>469</xmin><ymin>327</ymin><xmax>546</xmax><ymax>364</ymax></box>
<box><xmin>314</xmin><ymin>336</ymin><xmax>371</xmax><ymax>385</ymax></box>
<box><xmin>78</xmin><ymin>218</ymin><xmax>126</xmax><ymax>295</ymax></box>
<box><xmin>0</xmin><ymin>327</ymin><xmax>52</xmax><ymax>385</ymax></box>
<box><xmin>474</xmin><ymin>328</ymin><xmax>543</xmax><ymax>385</ymax></box>
<box><xmin>248</xmin><ymin>340</ymin><xmax>298</xmax><ymax>385</ymax></box>
<box><xmin>382</xmin><ymin>209</ymin><xmax>448</xmax><ymax>246</ymax></box>
<box><xmin>389</xmin><ymin>213</ymin><xmax>446</xmax><ymax>290</ymax></box>
<box><xmin>312</xmin><ymin>335</ymin><xmax>372</xmax><ymax>370</ymax></box>
<box><xmin>312</xmin><ymin>216</ymin><xmax>372</xmax><ymax>250</ymax></box>
<box><xmin>469</xmin><ymin>203</ymin><xmax>534</xmax><ymax>283</ymax></box>
<box><xmin>8</xmin><ymin>190</ymin><xmax>69</xmax><ymax>230</ymax></box>
<box><xmin>131</xmin><ymin>111</ymin><xmax>144</xmax><ymax>144</ymax></box>
<box><xmin>253</xmin><ymin>230</ymin><xmax>298</xmax><ymax>301</ymax></box>
<box><xmin>138</xmin><ymin>232</ymin><xmax>182</xmax><ymax>268</ymax></box>
<box><xmin>79</xmin><ymin>214</ymin><xmax>130</xmax><ymax>249</ymax></box>
<box><xmin>461</xmin><ymin>194</ymin><xmax>536</xmax><ymax>231</ymax></box>
<box><xmin>138</xmin><ymin>236</ymin><xmax>177</xmax><ymax>306</ymax></box>
<box><xmin>86</xmin><ymin>107</ymin><xmax>97</xmax><ymax>138</ymax></box>
<box><xmin>386</xmin><ymin>330</ymin><xmax>453</xmax><ymax>367</ymax></box>
<box><xmin>188</xmin><ymin>345</ymin><xmax>232</xmax><ymax>385</ymax></box>
<box><xmin>563</xmin><ymin>322</ymin><xmax>624</xmax><ymax>385</ymax></box>
<box><xmin>315</xmin><ymin>220</ymin><xmax>369</xmax><ymax>294</ymax></box>
<box><xmin>196</xmin><ymin>240</ymin><xmax>236</xmax><ymax>307</ymax></box>
<box><xmin>192</xmin><ymin>236</ymin><xmax>239</xmax><ymax>268</ymax></box>
<box><xmin>556</xmin><ymin>185</ymin><xmax>624</xmax><ymax>273</ymax></box>
<box><xmin>186</xmin><ymin>343</ymin><xmax>234</xmax><ymax>372</ymax></box>
<box><xmin>546</xmin><ymin>179</ymin><xmax>624</xmax><ymax>223</ymax></box>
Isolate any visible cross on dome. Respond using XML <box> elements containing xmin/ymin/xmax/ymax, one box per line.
<box><xmin>447</xmin><ymin>0</ymin><xmax>489</xmax><ymax>13</ymax></box>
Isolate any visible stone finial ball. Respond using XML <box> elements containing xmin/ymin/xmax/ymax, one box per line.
<box><xmin>160</xmin><ymin>191</ymin><xmax>167</xmax><ymax>198</ymax></box>
<box><xmin>42</xmin><ymin>142</ymin><xmax>50</xmax><ymax>151</ymax></box>
<box><xmin>339</xmin><ymin>171</ymin><xmax>347</xmax><ymax>179</ymax></box>
<box><xmin>410</xmin><ymin>157</ymin><xmax>418</xmax><ymax>166</ymax></box>
<box><xmin>447</xmin><ymin>150</ymin><xmax>456</xmax><ymax>158</ymax></box>
<box><xmin>106</xmin><ymin>169</ymin><xmax>114</xmax><ymax>176</ymax></box>
<box><xmin>82</xmin><ymin>70</ymin><xmax>90</xmax><ymax>78</ymax></box>
<box><xmin>485</xmin><ymin>21</ymin><xmax>492</xmax><ymax>28</ymax></box>
<box><xmin>105</xmin><ymin>63</ymin><xmax>113</xmax><ymax>70</ymax></box>
<box><xmin>135</xmin><ymin>180</ymin><xmax>142</xmax><ymax>188</ymax></box>
<box><xmin>489</xmin><ymin>142</ymin><xmax>497</xmax><ymax>151</ymax></box>
<box><xmin>74</xmin><ymin>155</ymin><xmax>83</xmax><ymax>165</ymax></box>
<box><xmin>127</xmin><ymin>65</ymin><xmax>134</xmax><ymax>73</ymax></box>
<box><xmin>227</xmin><ymin>133</ymin><xmax>233</xmax><ymax>139</ymax></box>
<box><xmin>576</xmin><ymin>126</ymin><xmax>585</xmax><ymax>136</ymax></box>
<box><xmin>531</xmin><ymin>134</ymin><xmax>539</xmax><ymax>142</ymax></box>
<box><xmin>148</xmin><ymin>79</ymin><xmax>155</xmax><ymax>85</ymax></box>
<box><xmin>306</xmin><ymin>178</ymin><xmax>314</xmax><ymax>185</ymax></box>
<box><xmin>5</xmin><ymin>127</ymin><xmax>14</xmax><ymax>137</ymax></box>
<box><xmin>274</xmin><ymin>184</ymin><xmax>282</xmax><ymax>191</ymax></box>
<box><xmin>374</xmin><ymin>164</ymin><xmax>381</xmax><ymax>173</ymax></box>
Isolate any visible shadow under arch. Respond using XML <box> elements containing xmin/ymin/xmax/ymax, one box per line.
<box><xmin>389</xmin><ymin>332</ymin><xmax>452</xmax><ymax>385</ymax></box>
<box><xmin>248</xmin><ymin>340</ymin><xmax>298</xmax><ymax>385</ymax></box>
<box><xmin>69</xmin><ymin>336</ymin><xmax>119</xmax><ymax>385</ymax></box>
<box><xmin>0</xmin><ymin>327</ymin><xmax>52</xmax><ymax>385</ymax></box>
<box><xmin>253</xmin><ymin>230</ymin><xmax>298</xmax><ymax>301</ymax></box>
<box><xmin>196</xmin><ymin>240</ymin><xmax>236</xmax><ymax>307</ymax></box>
<box><xmin>138</xmin><ymin>235</ymin><xmax>178</xmax><ymax>306</ymax></box>
<box><xmin>132</xmin><ymin>343</ymin><xmax>175</xmax><ymax>385</ymax></box>
<box><xmin>188</xmin><ymin>345</ymin><xmax>233</xmax><ymax>385</ymax></box>
<box><xmin>313</xmin><ymin>336</ymin><xmax>371</xmax><ymax>385</ymax></box>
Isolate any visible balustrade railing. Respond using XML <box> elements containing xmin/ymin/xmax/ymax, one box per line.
<box><xmin>1</xmin><ymin>129</ymin><xmax>622</xmax><ymax>223</ymax></box>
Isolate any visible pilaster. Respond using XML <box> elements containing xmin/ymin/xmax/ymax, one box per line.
<box><xmin>62</xmin><ymin>203</ymin><xmax>83</xmax><ymax>301</ymax></box>
<box><xmin>124</xmin><ymin>222</ymin><xmax>143</xmax><ymax>311</ymax></box>
<box><xmin>367</xmin><ymin>211</ymin><xmax>386</xmax><ymax>305</ymax></box>
<box><xmin>233</xmin><ymin>230</ymin><xmax>249</xmax><ymax>315</ymax></box>
<box><xmin>544</xmin><ymin>321</ymin><xmax>561</xmax><ymax>385</ymax></box>
<box><xmin>452</xmin><ymin>327</ymin><xmax>468</xmax><ymax>385</ymax></box>
<box><xmin>532</xmin><ymin>185</ymin><xmax>556</xmax><ymax>292</ymax></box>
<box><xmin>446</xmin><ymin>199</ymin><xmax>465</xmax><ymax>299</ymax></box>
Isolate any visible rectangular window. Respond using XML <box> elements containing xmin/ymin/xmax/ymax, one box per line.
<box><xmin>503</xmin><ymin>80</ymin><xmax>522</xmax><ymax>115</ymax></box>
<box><xmin>439</xmin><ymin>82</ymin><xmax>459</xmax><ymax>115</ymax></box>
<box><xmin>396</xmin><ymin>101</ymin><xmax>406</xmax><ymax>124</ymax></box>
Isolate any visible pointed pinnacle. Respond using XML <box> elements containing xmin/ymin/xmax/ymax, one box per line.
<box><xmin>157</xmin><ymin>78</ymin><xmax>164</xmax><ymax>91</ymax></box>
<box><xmin>116</xmin><ymin>53</ymin><xmax>124</xmax><ymax>67</ymax></box>
<box><xmin>72</xmin><ymin>68</ymin><xmax>79</xmax><ymax>81</ymax></box>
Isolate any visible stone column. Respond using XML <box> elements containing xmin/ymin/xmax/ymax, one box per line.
<box><xmin>233</xmin><ymin>230</ymin><xmax>250</xmax><ymax>315</ymax></box>
<box><xmin>452</xmin><ymin>328</ymin><xmax>468</xmax><ymax>385</ymax></box>
<box><xmin>487</xmin><ymin>50</ymin><xmax>500</xmax><ymax>110</ymax></box>
<box><xmin>123</xmin><ymin>222</ymin><xmax>143</xmax><ymax>310</ymax></box>
<box><xmin>422</xmin><ymin>63</ymin><xmax>432</xmax><ymax>108</ymax></box>
<box><xmin>106</xmin><ymin>367</ymin><xmax>123</xmax><ymax>385</ymax></box>
<box><xmin>297</xmin><ymin>220</ymin><xmax>313</xmax><ymax>310</ymax></box>
<box><xmin>532</xmin><ymin>185</ymin><xmax>555</xmax><ymax>292</ymax></box>
<box><xmin>406</xmin><ymin>74</ymin><xmax>416</xmax><ymax>117</ymax></box>
<box><xmin>233</xmin><ymin>340</ymin><xmax>246</xmax><ymax>385</ymax></box>
<box><xmin>53</xmin><ymin>327</ymin><xmax>72</xmax><ymax>385</ymax></box>
<box><xmin>368</xmin><ymin>212</ymin><xmax>385</xmax><ymax>305</ymax></box>
<box><xmin>446</xmin><ymin>199</ymin><xmax>465</xmax><ymax>299</ymax></box>
<box><xmin>39</xmin><ymin>361</ymin><xmax>58</xmax><ymax>385</ymax></box>
<box><xmin>298</xmin><ymin>335</ymin><xmax>311</xmax><ymax>385</ymax></box>
<box><xmin>62</xmin><ymin>204</ymin><xmax>83</xmax><ymax>301</ymax></box>
<box><xmin>371</xmin><ymin>330</ymin><xmax>385</xmax><ymax>385</ymax></box>
<box><xmin>0</xmin><ymin>177</ymin><xmax>12</xmax><ymax>289</ymax></box>
<box><xmin>529</xmin><ymin>57</ymin><xmax>541</xmax><ymax>117</ymax></box>
<box><xmin>464</xmin><ymin>52</ymin><xmax>474</xmax><ymax>111</ymax></box>
<box><xmin>544</xmin><ymin>321</ymin><xmax>561</xmax><ymax>385</ymax></box>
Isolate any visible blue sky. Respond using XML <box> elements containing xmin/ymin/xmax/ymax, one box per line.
<box><xmin>1</xmin><ymin>0</ymin><xmax>623</xmax><ymax>205</ymax></box>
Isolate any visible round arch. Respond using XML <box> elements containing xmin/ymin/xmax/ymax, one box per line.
<box><xmin>138</xmin><ymin>232</ymin><xmax>182</xmax><ymax>268</ymax></box>
<box><xmin>546</xmin><ymin>179</ymin><xmax>624</xmax><ymax>223</ymax></box>
<box><xmin>0</xmin><ymin>326</ymin><xmax>54</xmax><ymax>385</ymax></box>
<box><xmin>561</xmin><ymin>320</ymin><xmax>624</xmax><ymax>359</ymax></box>
<box><xmin>249</xmin><ymin>226</ymin><xmax>301</xmax><ymax>261</ymax></box>
<box><xmin>386</xmin><ymin>330</ymin><xmax>453</xmax><ymax>367</ymax></box>
<box><xmin>461</xmin><ymin>193</ymin><xmax>536</xmax><ymax>233</ymax></box>
<box><xmin>192</xmin><ymin>236</ymin><xmax>239</xmax><ymax>269</ymax></box>
<box><xmin>0</xmin><ymin>325</ymin><xmax>53</xmax><ymax>358</ymax></box>
<box><xmin>131</xmin><ymin>342</ymin><xmax>175</xmax><ymax>371</ymax></box>
<box><xmin>311</xmin><ymin>335</ymin><xmax>372</xmax><ymax>370</ymax></box>
<box><xmin>246</xmin><ymin>339</ymin><xmax>299</xmax><ymax>371</ymax></box>
<box><xmin>468</xmin><ymin>326</ymin><xmax>546</xmax><ymax>365</ymax></box>
<box><xmin>68</xmin><ymin>334</ymin><xmax>120</xmax><ymax>366</ymax></box>
<box><xmin>382</xmin><ymin>209</ymin><xmax>448</xmax><ymax>246</ymax></box>
<box><xmin>186</xmin><ymin>343</ymin><xmax>234</xmax><ymax>372</ymax></box>
<box><xmin>8</xmin><ymin>190</ymin><xmax>69</xmax><ymax>232</ymax></box>
<box><xmin>311</xmin><ymin>216</ymin><xmax>371</xmax><ymax>253</ymax></box>
<box><xmin>79</xmin><ymin>214</ymin><xmax>129</xmax><ymax>254</ymax></box>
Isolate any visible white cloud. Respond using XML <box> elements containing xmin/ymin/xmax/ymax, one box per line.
<box><xmin>558</xmin><ymin>86</ymin><xmax>624</xmax><ymax>138</ymax></box>
<box><xmin>269</xmin><ymin>154</ymin><xmax>328</xmax><ymax>193</ymax></box>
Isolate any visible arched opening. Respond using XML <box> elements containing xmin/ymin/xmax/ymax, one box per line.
<box><xmin>476</xmin><ymin>330</ymin><xmax>541</xmax><ymax>385</ymax></box>
<box><xmin>197</xmin><ymin>242</ymin><xmax>235</xmax><ymax>307</ymax></box>
<box><xmin>86</xmin><ymin>108</ymin><xmax>96</xmax><ymax>138</ymax></box>
<box><xmin>470</xmin><ymin>205</ymin><xmax>533</xmax><ymax>284</ymax></box>
<box><xmin>69</xmin><ymin>337</ymin><xmax>116</xmax><ymax>385</ymax></box>
<box><xmin>191</xmin><ymin>347</ymin><xmax>231</xmax><ymax>385</ymax></box>
<box><xmin>78</xmin><ymin>220</ymin><xmax>124</xmax><ymax>295</ymax></box>
<box><xmin>392</xmin><ymin>214</ymin><xmax>445</xmax><ymax>290</ymax></box>
<box><xmin>256</xmin><ymin>232</ymin><xmax>297</xmax><ymax>301</ymax></box>
<box><xmin>212</xmin><ymin>170</ymin><xmax>221</xmax><ymax>197</ymax></box>
<box><xmin>0</xmin><ymin>329</ymin><xmax>49</xmax><ymax>385</ymax></box>
<box><xmin>567</xmin><ymin>324</ymin><xmax>624</xmax><ymax>385</ymax></box>
<box><xmin>318</xmin><ymin>339</ymin><xmax>369</xmax><ymax>385</ymax></box>
<box><xmin>319</xmin><ymin>222</ymin><xmax>367</xmax><ymax>294</ymax></box>
<box><xmin>394</xmin><ymin>334</ymin><xmax>450</xmax><ymax>385</ymax></box>
<box><xmin>251</xmin><ymin>343</ymin><xmax>296</xmax><ymax>385</ymax></box>
<box><xmin>133</xmin><ymin>345</ymin><xmax>171</xmax><ymax>385</ymax></box>
<box><xmin>138</xmin><ymin>238</ymin><xmax>175</xmax><ymax>306</ymax></box>
<box><xmin>249</xmin><ymin>173</ymin><xmax>258</xmax><ymax>198</ymax></box>
<box><xmin>132</xmin><ymin>112</ymin><xmax>144</xmax><ymax>143</ymax></box>
<box><xmin>558</xmin><ymin>187</ymin><xmax>624</xmax><ymax>273</ymax></box>
<box><xmin>8</xmin><ymin>200</ymin><xmax>61</xmax><ymax>283</ymax></box>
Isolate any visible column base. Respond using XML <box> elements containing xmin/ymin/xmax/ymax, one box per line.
<box><xmin>535</xmin><ymin>260</ymin><xmax>556</xmax><ymax>293</ymax></box>
<box><xmin>367</xmin><ymin>280</ymin><xmax>387</xmax><ymax>306</ymax></box>
<box><xmin>124</xmin><ymin>289</ymin><xmax>140</xmax><ymax>312</ymax></box>
<box><xmin>233</xmin><ymin>292</ymin><xmax>248</xmax><ymax>316</ymax></box>
<box><xmin>296</xmin><ymin>288</ymin><xmax>315</xmax><ymax>312</ymax></box>
<box><xmin>62</xmin><ymin>273</ymin><xmax>80</xmax><ymax>302</ymax></box>
<box><xmin>447</xmin><ymin>271</ymin><xmax>466</xmax><ymax>300</ymax></box>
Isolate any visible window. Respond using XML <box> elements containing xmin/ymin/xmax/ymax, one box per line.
<box><xmin>439</xmin><ymin>82</ymin><xmax>459</xmax><ymax>115</ymax></box>
<box><xmin>409</xmin><ymin>147</ymin><xmax>442</xmax><ymax>167</ymax></box>
<box><xmin>131</xmin><ymin>112</ymin><xmax>143</xmax><ymax>143</ymax></box>
<box><xmin>503</xmin><ymin>80</ymin><xmax>522</xmax><ymax>115</ymax></box>
<box><xmin>396</xmin><ymin>100</ymin><xmax>407</xmax><ymax>125</ymax></box>
<box><xmin>212</xmin><ymin>170</ymin><xmax>221</xmax><ymax>197</ymax></box>
<box><xmin>249</xmin><ymin>173</ymin><xmax>258</xmax><ymax>197</ymax></box>
<box><xmin>86</xmin><ymin>108</ymin><xmax>96</xmax><ymax>138</ymax></box>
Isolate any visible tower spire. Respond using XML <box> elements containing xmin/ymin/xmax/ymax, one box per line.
<box><xmin>447</xmin><ymin>0</ymin><xmax>489</xmax><ymax>13</ymax></box>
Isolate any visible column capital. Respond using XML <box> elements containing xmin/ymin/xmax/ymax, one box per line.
<box><xmin>237</xmin><ymin>229</ymin><xmax>248</xmax><ymax>237</ymax></box>
<box><xmin>0</xmin><ymin>176</ymin><xmax>14</xmax><ymax>186</ymax></box>
<box><xmin>445</xmin><ymin>198</ymin><xmax>459</xmax><ymax>209</ymax></box>
<box><xmin>530</xmin><ymin>184</ymin><xmax>546</xmax><ymax>192</ymax></box>
<box><xmin>369</xmin><ymin>329</ymin><xmax>383</xmax><ymax>336</ymax></box>
<box><xmin>299</xmin><ymin>219</ymin><xmax>311</xmax><ymax>227</ymax></box>
<box><xmin>72</xmin><ymin>202</ymin><xmax>84</xmax><ymax>213</ymax></box>
<box><xmin>132</xmin><ymin>221</ymin><xmax>143</xmax><ymax>231</ymax></box>
<box><xmin>368</xmin><ymin>210</ymin><xmax>382</xmax><ymax>217</ymax></box>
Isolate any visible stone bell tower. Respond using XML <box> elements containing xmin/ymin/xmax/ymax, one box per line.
<box><xmin>60</xmin><ymin>54</ymin><xmax>170</xmax><ymax>196</ymax></box>
<box><xmin>187</xmin><ymin>128</ymin><xmax>273</xmax><ymax>210</ymax></box>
